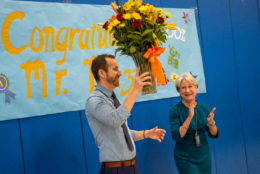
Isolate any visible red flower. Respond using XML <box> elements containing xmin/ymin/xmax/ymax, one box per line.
<box><xmin>116</xmin><ymin>14</ymin><xmax>124</xmax><ymax>22</ymax></box>
<box><xmin>158</xmin><ymin>17</ymin><xmax>164</xmax><ymax>24</ymax></box>
<box><xmin>132</xmin><ymin>19</ymin><xmax>142</xmax><ymax>29</ymax></box>
<box><xmin>118</xmin><ymin>7</ymin><xmax>122</xmax><ymax>13</ymax></box>
<box><xmin>103</xmin><ymin>21</ymin><xmax>109</xmax><ymax>30</ymax></box>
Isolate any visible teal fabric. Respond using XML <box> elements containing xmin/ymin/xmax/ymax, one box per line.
<box><xmin>169</xmin><ymin>102</ymin><xmax>217</xmax><ymax>174</ymax></box>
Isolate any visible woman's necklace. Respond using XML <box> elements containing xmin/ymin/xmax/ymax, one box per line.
<box><xmin>195</xmin><ymin>106</ymin><xmax>200</xmax><ymax>147</ymax></box>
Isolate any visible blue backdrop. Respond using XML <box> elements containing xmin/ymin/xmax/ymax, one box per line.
<box><xmin>0</xmin><ymin>0</ymin><xmax>259</xmax><ymax>174</ymax></box>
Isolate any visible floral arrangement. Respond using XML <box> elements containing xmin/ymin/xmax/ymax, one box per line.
<box><xmin>100</xmin><ymin>0</ymin><xmax>177</xmax><ymax>94</ymax></box>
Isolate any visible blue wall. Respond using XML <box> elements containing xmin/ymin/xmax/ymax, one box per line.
<box><xmin>1</xmin><ymin>0</ymin><xmax>260</xmax><ymax>173</ymax></box>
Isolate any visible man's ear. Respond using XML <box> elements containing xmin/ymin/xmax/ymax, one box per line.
<box><xmin>98</xmin><ymin>69</ymin><xmax>106</xmax><ymax>80</ymax></box>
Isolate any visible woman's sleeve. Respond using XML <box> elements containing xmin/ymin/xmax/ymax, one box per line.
<box><xmin>169</xmin><ymin>106</ymin><xmax>184</xmax><ymax>143</ymax></box>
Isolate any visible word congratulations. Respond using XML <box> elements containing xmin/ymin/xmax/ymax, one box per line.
<box><xmin>1</xmin><ymin>11</ymin><xmax>115</xmax><ymax>65</ymax></box>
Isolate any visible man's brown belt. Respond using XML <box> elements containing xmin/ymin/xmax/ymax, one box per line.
<box><xmin>103</xmin><ymin>157</ymin><xmax>137</xmax><ymax>168</ymax></box>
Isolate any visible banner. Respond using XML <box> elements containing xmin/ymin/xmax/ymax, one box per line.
<box><xmin>0</xmin><ymin>1</ymin><xmax>206</xmax><ymax>121</ymax></box>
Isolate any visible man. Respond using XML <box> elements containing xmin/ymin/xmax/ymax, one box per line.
<box><xmin>85</xmin><ymin>54</ymin><xmax>166</xmax><ymax>174</ymax></box>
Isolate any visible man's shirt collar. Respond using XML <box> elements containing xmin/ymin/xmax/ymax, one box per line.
<box><xmin>96</xmin><ymin>84</ymin><xmax>113</xmax><ymax>98</ymax></box>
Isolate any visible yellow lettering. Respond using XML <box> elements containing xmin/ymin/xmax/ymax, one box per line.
<box><xmin>97</xmin><ymin>28</ymin><xmax>108</xmax><ymax>49</ymax></box>
<box><xmin>69</xmin><ymin>28</ymin><xmax>80</xmax><ymax>51</ymax></box>
<box><xmin>83</xmin><ymin>56</ymin><xmax>95</xmax><ymax>93</ymax></box>
<box><xmin>121</xmin><ymin>69</ymin><xmax>135</xmax><ymax>96</ymax></box>
<box><xmin>109</xmin><ymin>32</ymin><xmax>113</xmax><ymax>47</ymax></box>
<box><xmin>54</xmin><ymin>69</ymin><xmax>67</xmax><ymax>95</ymax></box>
<box><xmin>43</xmin><ymin>27</ymin><xmax>55</xmax><ymax>52</ymax></box>
<box><xmin>30</xmin><ymin>27</ymin><xmax>44</xmax><ymax>53</ymax></box>
<box><xmin>20</xmin><ymin>59</ymin><xmax>47</xmax><ymax>98</ymax></box>
<box><xmin>109</xmin><ymin>33</ymin><xmax>117</xmax><ymax>47</ymax></box>
<box><xmin>91</xmin><ymin>24</ymin><xmax>97</xmax><ymax>49</ymax></box>
<box><xmin>1</xmin><ymin>11</ymin><xmax>27</xmax><ymax>55</ymax></box>
<box><xmin>56</xmin><ymin>28</ymin><xmax>69</xmax><ymax>65</ymax></box>
<box><xmin>78</xmin><ymin>29</ymin><xmax>91</xmax><ymax>50</ymax></box>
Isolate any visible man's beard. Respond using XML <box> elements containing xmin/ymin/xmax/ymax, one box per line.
<box><xmin>107</xmin><ymin>75</ymin><xmax>120</xmax><ymax>87</ymax></box>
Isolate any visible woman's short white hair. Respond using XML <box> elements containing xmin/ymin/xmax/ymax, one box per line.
<box><xmin>175</xmin><ymin>73</ymin><xmax>198</xmax><ymax>92</ymax></box>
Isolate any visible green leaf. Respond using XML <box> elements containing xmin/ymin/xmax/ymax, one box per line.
<box><xmin>141</xmin><ymin>29</ymin><xmax>153</xmax><ymax>37</ymax></box>
<box><xmin>129</xmin><ymin>31</ymin><xmax>142</xmax><ymax>35</ymax></box>
<box><xmin>127</xmin><ymin>34</ymin><xmax>142</xmax><ymax>40</ymax></box>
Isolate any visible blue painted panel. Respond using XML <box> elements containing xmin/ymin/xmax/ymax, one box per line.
<box><xmin>81</xmin><ymin>110</ymin><xmax>100</xmax><ymax>174</ymax></box>
<box><xmin>197</xmin><ymin>0</ymin><xmax>248</xmax><ymax>173</ymax></box>
<box><xmin>160</xmin><ymin>0</ymin><xmax>197</xmax><ymax>8</ymax></box>
<box><xmin>258</xmin><ymin>0</ymin><xmax>260</xmax><ymax>29</ymax></box>
<box><xmin>19</xmin><ymin>112</ymin><xmax>87</xmax><ymax>174</ymax></box>
<box><xmin>69</xmin><ymin>0</ymin><xmax>111</xmax><ymax>5</ymax></box>
<box><xmin>17</xmin><ymin>0</ymin><xmax>63</xmax><ymax>2</ymax></box>
<box><xmin>0</xmin><ymin>120</ymin><xmax>24</xmax><ymax>174</ymax></box>
<box><xmin>229</xmin><ymin>0</ymin><xmax>260</xmax><ymax>173</ymax></box>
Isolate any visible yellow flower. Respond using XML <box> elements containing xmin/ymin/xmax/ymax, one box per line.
<box><xmin>108</xmin><ymin>25</ymin><xmax>113</xmax><ymax>32</ymax></box>
<box><xmin>157</xmin><ymin>9</ymin><xmax>164</xmax><ymax>15</ymax></box>
<box><xmin>163</xmin><ymin>21</ymin><xmax>177</xmax><ymax>30</ymax></box>
<box><xmin>139</xmin><ymin>5</ymin><xmax>148</xmax><ymax>14</ymax></box>
<box><xmin>119</xmin><ymin>23</ymin><xmax>126</xmax><ymax>28</ymax></box>
<box><xmin>111</xmin><ymin>19</ymin><xmax>120</xmax><ymax>27</ymax></box>
<box><xmin>147</xmin><ymin>4</ymin><xmax>156</xmax><ymax>13</ymax></box>
<box><xmin>165</xmin><ymin>12</ymin><xmax>172</xmax><ymax>19</ymax></box>
<box><xmin>133</xmin><ymin>0</ymin><xmax>142</xmax><ymax>8</ymax></box>
<box><xmin>109</xmin><ymin>15</ymin><xmax>117</xmax><ymax>23</ymax></box>
<box><xmin>110</xmin><ymin>2</ymin><xmax>118</xmax><ymax>14</ymax></box>
<box><xmin>147</xmin><ymin>15</ymin><xmax>157</xmax><ymax>22</ymax></box>
<box><xmin>153</xmin><ymin>34</ymin><xmax>160</xmax><ymax>46</ymax></box>
<box><xmin>123</xmin><ymin>13</ymin><xmax>132</xmax><ymax>20</ymax></box>
<box><xmin>123</xmin><ymin>0</ymin><xmax>133</xmax><ymax>11</ymax></box>
<box><xmin>98</xmin><ymin>23</ymin><xmax>104</xmax><ymax>27</ymax></box>
<box><xmin>155</xmin><ymin>39</ymin><xmax>160</xmax><ymax>47</ymax></box>
<box><xmin>132</xmin><ymin>12</ymin><xmax>142</xmax><ymax>19</ymax></box>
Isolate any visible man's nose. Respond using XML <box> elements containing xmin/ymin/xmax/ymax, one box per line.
<box><xmin>118</xmin><ymin>70</ymin><xmax>122</xmax><ymax>76</ymax></box>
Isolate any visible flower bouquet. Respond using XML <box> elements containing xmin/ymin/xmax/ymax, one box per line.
<box><xmin>101</xmin><ymin>0</ymin><xmax>177</xmax><ymax>95</ymax></box>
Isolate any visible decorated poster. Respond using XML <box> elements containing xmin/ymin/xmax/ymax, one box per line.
<box><xmin>0</xmin><ymin>1</ymin><xmax>206</xmax><ymax>121</ymax></box>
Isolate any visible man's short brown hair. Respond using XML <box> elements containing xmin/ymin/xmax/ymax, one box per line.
<box><xmin>91</xmin><ymin>54</ymin><xmax>115</xmax><ymax>82</ymax></box>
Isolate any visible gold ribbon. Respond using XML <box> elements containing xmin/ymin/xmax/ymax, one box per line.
<box><xmin>143</xmin><ymin>46</ymin><xmax>167</xmax><ymax>86</ymax></box>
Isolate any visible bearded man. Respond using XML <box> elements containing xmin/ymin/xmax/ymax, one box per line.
<box><xmin>85</xmin><ymin>54</ymin><xmax>166</xmax><ymax>174</ymax></box>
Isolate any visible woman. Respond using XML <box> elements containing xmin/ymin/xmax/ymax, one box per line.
<box><xmin>169</xmin><ymin>73</ymin><xmax>218</xmax><ymax>174</ymax></box>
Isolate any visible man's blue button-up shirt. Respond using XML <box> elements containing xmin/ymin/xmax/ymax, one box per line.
<box><xmin>85</xmin><ymin>85</ymin><xmax>136</xmax><ymax>162</ymax></box>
